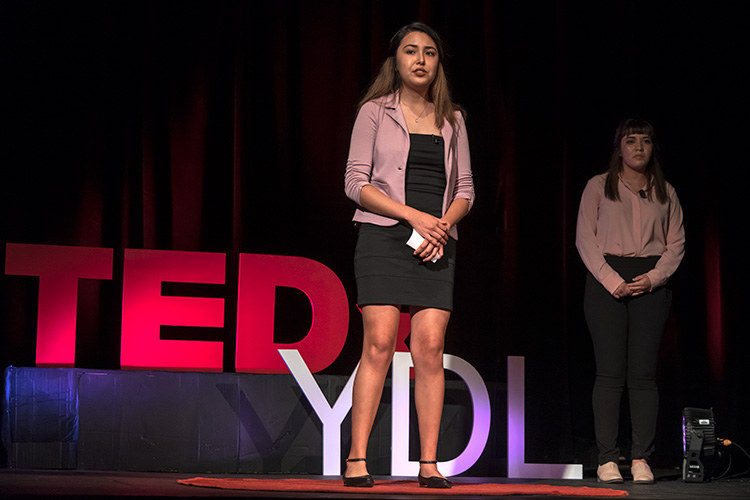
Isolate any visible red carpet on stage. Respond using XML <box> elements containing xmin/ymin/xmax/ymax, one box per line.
<box><xmin>178</xmin><ymin>477</ymin><xmax>629</xmax><ymax>497</ymax></box>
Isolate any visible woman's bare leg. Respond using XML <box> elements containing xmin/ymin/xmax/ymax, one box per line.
<box><xmin>345</xmin><ymin>304</ymin><xmax>400</xmax><ymax>478</ymax></box>
<box><xmin>409</xmin><ymin>306</ymin><xmax>450</xmax><ymax>479</ymax></box>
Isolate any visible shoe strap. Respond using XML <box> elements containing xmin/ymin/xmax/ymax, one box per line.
<box><xmin>346</xmin><ymin>458</ymin><xmax>367</xmax><ymax>463</ymax></box>
<box><xmin>419</xmin><ymin>460</ymin><xmax>438</xmax><ymax>464</ymax></box>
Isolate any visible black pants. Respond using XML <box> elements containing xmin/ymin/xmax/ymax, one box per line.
<box><xmin>584</xmin><ymin>256</ymin><xmax>672</xmax><ymax>465</ymax></box>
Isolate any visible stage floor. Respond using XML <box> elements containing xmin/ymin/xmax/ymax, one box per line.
<box><xmin>1</xmin><ymin>468</ymin><xmax>749</xmax><ymax>500</ymax></box>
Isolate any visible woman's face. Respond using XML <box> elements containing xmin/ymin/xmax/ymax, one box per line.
<box><xmin>620</xmin><ymin>133</ymin><xmax>653</xmax><ymax>173</ymax></box>
<box><xmin>395</xmin><ymin>31</ymin><xmax>439</xmax><ymax>93</ymax></box>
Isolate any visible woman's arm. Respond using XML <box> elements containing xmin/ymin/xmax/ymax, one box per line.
<box><xmin>440</xmin><ymin>198</ymin><xmax>470</xmax><ymax>233</ymax></box>
<box><xmin>344</xmin><ymin>102</ymin><xmax>379</xmax><ymax>205</ymax></box>
<box><xmin>450</xmin><ymin>113</ymin><xmax>475</xmax><ymax>211</ymax></box>
<box><xmin>645</xmin><ymin>185</ymin><xmax>686</xmax><ymax>290</ymax></box>
<box><xmin>358</xmin><ymin>185</ymin><xmax>449</xmax><ymax>246</ymax></box>
<box><xmin>575</xmin><ymin>176</ymin><xmax>626</xmax><ymax>295</ymax></box>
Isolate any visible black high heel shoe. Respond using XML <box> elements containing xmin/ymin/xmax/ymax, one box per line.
<box><xmin>342</xmin><ymin>458</ymin><xmax>374</xmax><ymax>487</ymax></box>
<box><xmin>418</xmin><ymin>460</ymin><xmax>452</xmax><ymax>489</ymax></box>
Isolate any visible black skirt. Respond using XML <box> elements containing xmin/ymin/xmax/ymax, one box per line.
<box><xmin>354</xmin><ymin>134</ymin><xmax>456</xmax><ymax>311</ymax></box>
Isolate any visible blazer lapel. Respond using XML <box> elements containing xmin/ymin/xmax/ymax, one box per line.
<box><xmin>383</xmin><ymin>93</ymin><xmax>409</xmax><ymax>136</ymax></box>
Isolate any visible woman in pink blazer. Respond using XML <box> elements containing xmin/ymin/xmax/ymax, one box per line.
<box><xmin>343</xmin><ymin>22</ymin><xmax>474</xmax><ymax>488</ymax></box>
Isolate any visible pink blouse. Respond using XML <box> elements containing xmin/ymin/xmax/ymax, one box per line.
<box><xmin>575</xmin><ymin>173</ymin><xmax>685</xmax><ymax>295</ymax></box>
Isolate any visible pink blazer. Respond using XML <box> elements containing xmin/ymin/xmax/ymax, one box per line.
<box><xmin>344</xmin><ymin>93</ymin><xmax>475</xmax><ymax>240</ymax></box>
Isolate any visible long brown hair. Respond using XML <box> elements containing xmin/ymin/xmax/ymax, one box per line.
<box><xmin>604</xmin><ymin>118</ymin><xmax>668</xmax><ymax>204</ymax></box>
<box><xmin>357</xmin><ymin>22</ymin><xmax>463</xmax><ymax>129</ymax></box>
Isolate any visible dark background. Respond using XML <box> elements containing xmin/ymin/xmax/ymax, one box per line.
<box><xmin>2</xmin><ymin>0</ymin><xmax>748</xmax><ymax>472</ymax></box>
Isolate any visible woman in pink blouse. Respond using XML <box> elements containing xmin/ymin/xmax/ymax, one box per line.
<box><xmin>576</xmin><ymin>118</ymin><xmax>685</xmax><ymax>485</ymax></box>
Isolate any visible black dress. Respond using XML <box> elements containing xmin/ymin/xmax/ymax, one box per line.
<box><xmin>354</xmin><ymin>134</ymin><xmax>456</xmax><ymax>311</ymax></box>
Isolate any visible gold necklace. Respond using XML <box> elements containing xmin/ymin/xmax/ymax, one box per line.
<box><xmin>406</xmin><ymin>101</ymin><xmax>428</xmax><ymax>123</ymax></box>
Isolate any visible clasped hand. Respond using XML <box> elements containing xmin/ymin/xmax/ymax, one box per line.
<box><xmin>409</xmin><ymin>212</ymin><xmax>450</xmax><ymax>262</ymax></box>
<box><xmin>612</xmin><ymin>274</ymin><xmax>652</xmax><ymax>299</ymax></box>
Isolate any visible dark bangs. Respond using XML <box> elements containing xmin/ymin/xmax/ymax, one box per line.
<box><xmin>614</xmin><ymin>118</ymin><xmax>656</xmax><ymax>146</ymax></box>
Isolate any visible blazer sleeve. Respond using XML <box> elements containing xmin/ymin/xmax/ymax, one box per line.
<box><xmin>344</xmin><ymin>101</ymin><xmax>380</xmax><ymax>206</ymax></box>
<box><xmin>451</xmin><ymin>112</ymin><xmax>475</xmax><ymax>210</ymax></box>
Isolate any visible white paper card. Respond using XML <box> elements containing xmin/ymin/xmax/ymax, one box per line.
<box><xmin>406</xmin><ymin>229</ymin><xmax>438</xmax><ymax>263</ymax></box>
